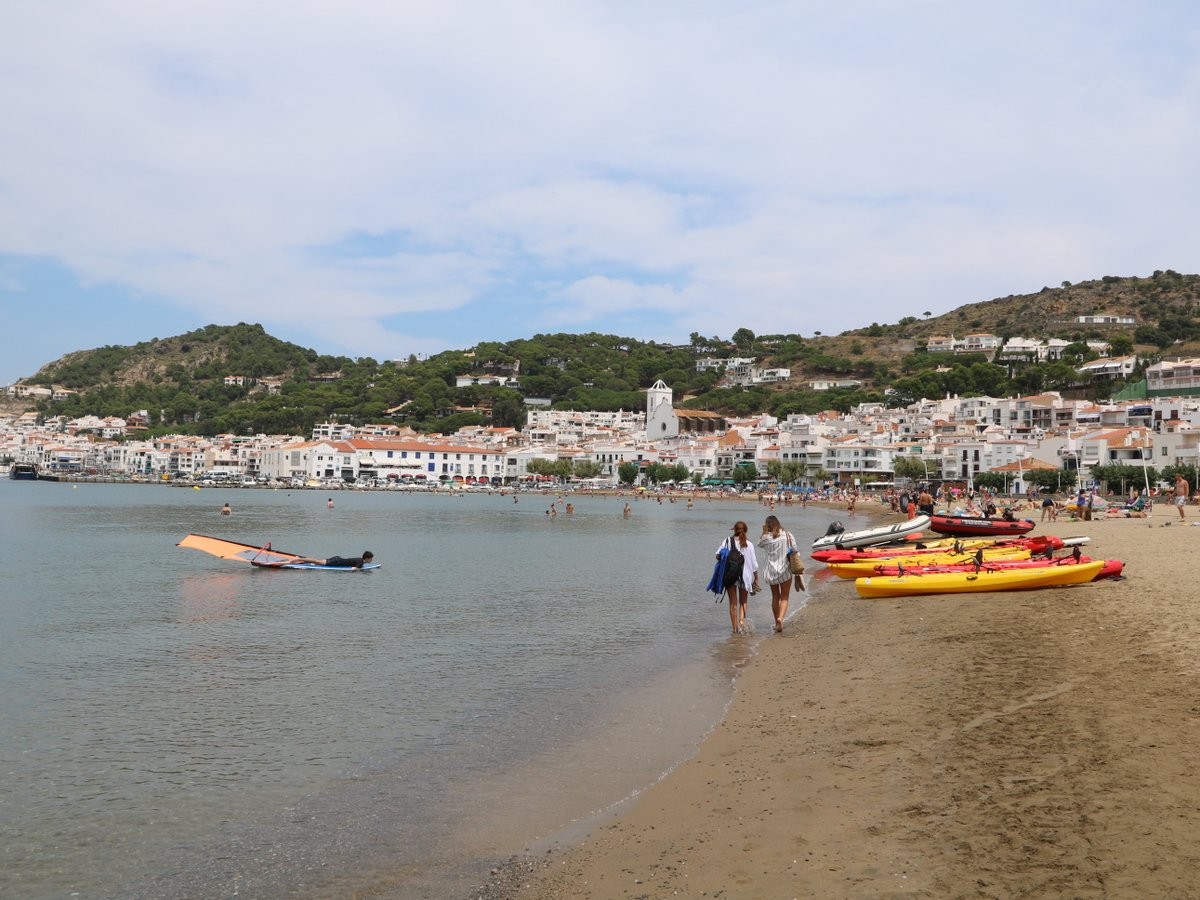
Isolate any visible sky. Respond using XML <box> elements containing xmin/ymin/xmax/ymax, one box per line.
<box><xmin>3</xmin><ymin>1</ymin><xmax>1200</xmax><ymax>385</ymax></box>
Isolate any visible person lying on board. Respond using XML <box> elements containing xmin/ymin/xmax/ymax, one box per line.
<box><xmin>270</xmin><ymin>551</ymin><xmax>375</xmax><ymax>568</ymax></box>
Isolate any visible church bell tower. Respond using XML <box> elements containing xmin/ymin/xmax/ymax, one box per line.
<box><xmin>646</xmin><ymin>379</ymin><xmax>679</xmax><ymax>439</ymax></box>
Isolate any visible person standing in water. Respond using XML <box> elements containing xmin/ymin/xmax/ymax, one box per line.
<box><xmin>717</xmin><ymin>521</ymin><xmax>759</xmax><ymax>634</ymax></box>
<box><xmin>327</xmin><ymin>497</ymin><xmax>335</xmax><ymax>509</ymax></box>
<box><xmin>758</xmin><ymin>515</ymin><xmax>795</xmax><ymax>633</ymax></box>
<box><xmin>221</xmin><ymin>502</ymin><xmax>232</xmax><ymax>515</ymax></box>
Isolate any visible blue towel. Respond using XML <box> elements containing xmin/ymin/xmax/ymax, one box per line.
<box><xmin>707</xmin><ymin>546</ymin><xmax>729</xmax><ymax>596</ymax></box>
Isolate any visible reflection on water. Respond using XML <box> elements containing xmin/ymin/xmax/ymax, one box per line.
<box><xmin>178</xmin><ymin>571</ymin><xmax>245</xmax><ymax>623</ymax></box>
<box><xmin>0</xmin><ymin>483</ymin><xmax>844</xmax><ymax>898</ymax></box>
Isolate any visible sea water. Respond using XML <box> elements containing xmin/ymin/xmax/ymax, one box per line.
<box><xmin>0</xmin><ymin>481</ymin><xmax>842</xmax><ymax>898</ymax></box>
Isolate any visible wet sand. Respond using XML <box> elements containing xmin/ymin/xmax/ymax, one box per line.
<box><xmin>492</xmin><ymin>512</ymin><xmax>1200</xmax><ymax>898</ymax></box>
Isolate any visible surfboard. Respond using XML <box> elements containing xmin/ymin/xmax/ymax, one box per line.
<box><xmin>252</xmin><ymin>561</ymin><xmax>381</xmax><ymax>571</ymax></box>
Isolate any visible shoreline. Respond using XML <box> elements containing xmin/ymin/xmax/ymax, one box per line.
<box><xmin>488</xmin><ymin>511</ymin><xmax>1200</xmax><ymax>897</ymax></box>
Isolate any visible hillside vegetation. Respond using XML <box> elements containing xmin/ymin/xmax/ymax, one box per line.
<box><xmin>19</xmin><ymin>272</ymin><xmax>1200</xmax><ymax>436</ymax></box>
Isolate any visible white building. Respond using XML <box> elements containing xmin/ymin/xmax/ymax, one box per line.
<box><xmin>695</xmin><ymin>356</ymin><xmax>754</xmax><ymax>372</ymax></box>
<box><xmin>258</xmin><ymin>440</ymin><xmax>357</xmax><ymax>481</ymax></box>
<box><xmin>357</xmin><ymin>439</ymin><xmax>507</xmax><ymax>483</ymax></box>
<box><xmin>673</xmin><ymin>436</ymin><xmax>724</xmax><ymax>481</ymax></box>
<box><xmin>646</xmin><ymin>380</ymin><xmax>678</xmax><ymax>439</ymax></box>
<box><xmin>1077</xmin><ymin>356</ymin><xmax>1137</xmax><ymax>380</ymax></box>
<box><xmin>504</xmin><ymin>446</ymin><xmax>561</xmax><ymax>481</ymax></box>
<box><xmin>580</xmin><ymin>442</ymin><xmax>657</xmax><ymax>482</ymax></box>
<box><xmin>822</xmin><ymin>440</ymin><xmax>902</xmax><ymax>484</ymax></box>
<box><xmin>809</xmin><ymin>378</ymin><xmax>863</xmax><ymax>391</ymax></box>
<box><xmin>1147</xmin><ymin>359</ymin><xmax>1200</xmax><ymax>395</ymax></box>
<box><xmin>454</xmin><ymin>373</ymin><xmax>516</xmax><ymax>388</ymax></box>
<box><xmin>6</xmin><ymin>383</ymin><xmax>53</xmax><ymax>400</ymax></box>
<box><xmin>524</xmin><ymin>408</ymin><xmax>644</xmax><ymax>440</ymax></box>
<box><xmin>962</xmin><ymin>333</ymin><xmax>1003</xmax><ymax>354</ymax></box>
<box><xmin>925</xmin><ymin>335</ymin><xmax>957</xmax><ymax>353</ymax></box>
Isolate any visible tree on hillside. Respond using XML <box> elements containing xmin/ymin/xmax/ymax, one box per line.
<box><xmin>732</xmin><ymin>328</ymin><xmax>756</xmax><ymax>352</ymax></box>
<box><xmin>1062</xmin><ymin>342</ymin><xmax>1093</xmax><ymax>362</ymax></box>
<box><xmin>489</xmin><ymin>389</ymin><xmax>526</xmax><ymax>428</ymax></box>
<box><xmin>1109</xmin><ymin>335</ymin><xmax>1134</xmax><ymax>356</ymax></box>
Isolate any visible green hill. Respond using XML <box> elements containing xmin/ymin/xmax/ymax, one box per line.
<box><xmin>15</xmin><ymin>272</ymin><xmax>1200</xmax><ymax>434</ymax></box>
<box><xmin>29</xmin><ymin>323</ymin><xmax>328</xmax><ymax>388</ymax></box>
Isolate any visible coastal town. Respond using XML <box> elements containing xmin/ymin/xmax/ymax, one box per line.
<box><xmin>6</xmin><ymin>351</ymin><xmax>1200</xmax><ymax>492</ymax></box>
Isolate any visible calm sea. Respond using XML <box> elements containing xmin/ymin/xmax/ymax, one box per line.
<box><xmin>0</xmin><ymin>480</ymin><xmax>842</xmax><ymax>898</ymax></box>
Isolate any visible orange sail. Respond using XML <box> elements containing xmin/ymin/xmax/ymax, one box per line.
<box><xmin>176</xmin><ymin>533</ymin><xmax>304</xmax><ymax>566</ymax></box>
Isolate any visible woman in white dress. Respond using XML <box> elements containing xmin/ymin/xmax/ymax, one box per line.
<box><xmin>758</xmin><ymin>514</ymin><xmax>796</xmax><ymax>633</ymax></box>
<box><xmin>716</xmin><ymin>521</ymin><xmax>759</xmax><ymax>634</ymax></box>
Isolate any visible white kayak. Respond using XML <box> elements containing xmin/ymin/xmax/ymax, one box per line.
<box><xmin>811</xmin><ymin>515</ymin><xmax>932</xmax><ymax>552</ymax></box>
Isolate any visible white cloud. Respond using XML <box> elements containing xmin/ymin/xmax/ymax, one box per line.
<box><xmin>3</xmin><ymin>0</ymin><xmax>1200</xmax><ymax>374</ymax></box>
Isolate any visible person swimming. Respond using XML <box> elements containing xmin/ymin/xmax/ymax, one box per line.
<box><xmin>288</xmin><ymin>551</ymin><xmax>375</xmax><ymax>568</ymax></box>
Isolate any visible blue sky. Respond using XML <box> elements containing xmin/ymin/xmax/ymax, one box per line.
<box><xmin>4</xmin><ymin>2</ymin><xmax>1200</xmax><ymax>385</ymax></box>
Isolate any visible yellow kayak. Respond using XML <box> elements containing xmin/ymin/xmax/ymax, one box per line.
<box><xmin>855</xmin><ymin>561</ymin><xmax>1104</xmax><ymax>598</ymax></box>
<box><xmin>828</xmin><ymin>546</ymin><xmax>1033</xmax><ymax>579</ymax></box>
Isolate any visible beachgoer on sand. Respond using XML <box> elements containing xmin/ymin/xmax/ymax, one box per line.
<box><xmin>1175</xmin><ymin>474</ymin><xmax>1190</xmax><ymax>520</ymax></box>
<box><xmin>917</xmin><ymin>488</ymin><xmax>934</xmax><ymax>517</ymax></box>
<box><xmin>758</xmin><ymin>515</ymin><xmax>796</xmax><ymax>633</ymax></box>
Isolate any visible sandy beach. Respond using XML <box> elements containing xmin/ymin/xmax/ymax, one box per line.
<box><xmin>490</xmin><ymin>509</ymin><xmax>1200</xmax><ymax>898</ymax></box>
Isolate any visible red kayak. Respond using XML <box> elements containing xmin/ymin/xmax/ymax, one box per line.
<box><xmin>929</xmin><ymin>514</ymin><xmax>1036</xmax><ymax>537</ymax></box>
<box><xmin>813</xmin><ymin>534</ymin><xmax>1063</xmax><ymax>563</ymax></box>
<box><xmin>861</xmin><ymin>554</ymin><xmax>1124</xmax><ymax>581</ymax></box>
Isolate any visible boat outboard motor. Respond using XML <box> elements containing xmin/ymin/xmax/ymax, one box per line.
<box><xmin>823</xmin><ymin>521</ymin><xmax>845</xmax><ymax>538</ymax></box>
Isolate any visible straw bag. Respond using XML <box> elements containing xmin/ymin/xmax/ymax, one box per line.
<box><xmin>786</xmin><ymin>532</ymin><xmax>806</xmax><ymax>591</ymax></box>
<box><xmin>786</xmin><ymin>532</ymin><xmax>805</xmax><ymax>574</ymax></box>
